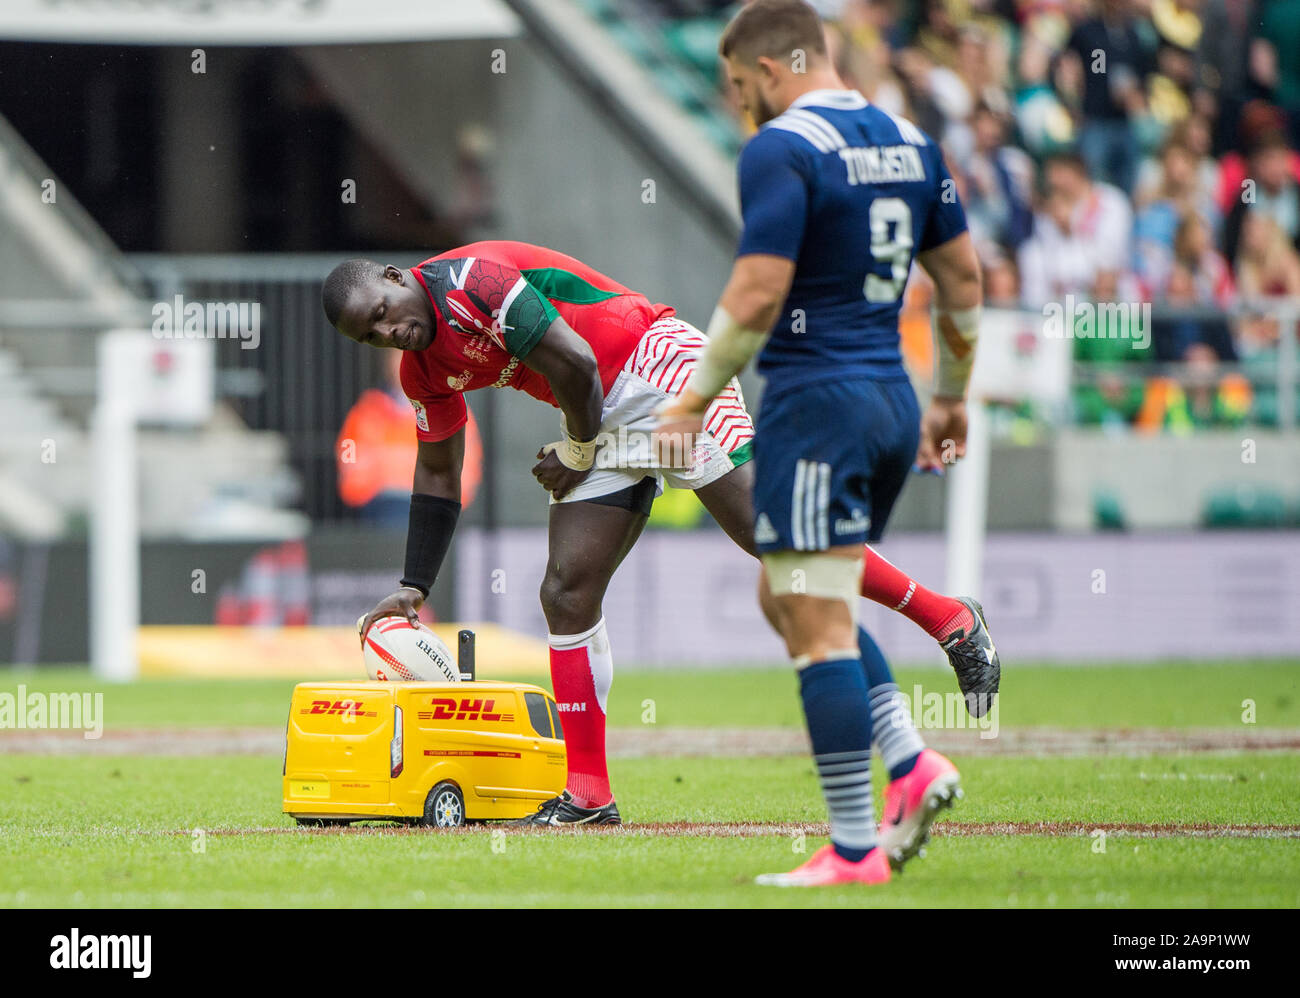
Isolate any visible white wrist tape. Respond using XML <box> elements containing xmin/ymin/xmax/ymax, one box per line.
<box><xmin>544</xmin><ymin>433</ymin><xmax>598</xmax><ymax>471</ymax></box>
<box><xmin>932</xmin><ymin>304</ymin><xmax>981</xmax><ymax>399</ymax></box>
<box><xmin>684</xmin><ymin>305</ymin><xmax>769</xmax><ymax>401</ymax></box>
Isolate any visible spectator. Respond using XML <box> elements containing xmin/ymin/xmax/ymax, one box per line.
<box><xmin>1019</xmin><ymin>151</ymin><xmax>1134</xmax><ymax>305</ymax></box>
<box><xmin>1150</xmin><ymin>261</ymin><xmax>1238</xmax><ymax>360</ymax></box>
<box><xmin>336</xmin><ymin>350</ymin><xmax>482</xmax><ymax>525</ymax></box>
<box><xmin>1182</xmin><ymin>342</ymin><xmax>1251</xmax><ymax>427</ymax></box>
<box><xmin>1079</xmin><ymin>269</ymin><xmax>1150</xmax><ymax>361</ymax></box>
<box><xmin>1172</xmin><ymin>211</ymin><xmax>1235</xmax><ymax>308</ymax></box>
<box><xmin>1255</xmin><ymin>0</ymin><xmax>1300</xmax><ymax>147</ymax></box>
<box><xmin>1018</xmin><ymin>186</ymin><xmax>1101</xmax><ymax>306</ymax></box>
<box><xmin>1048</xmin><ymin>153</ymin><xmax>1134</xmax><ymax>275</ymax></box>
<box><xmin>1146</xmin><ymin>0</ymin><xmax>1204</xmax><ymax>128</ymax></box>
<box><xmin>1062</xmin><ymin>0</ymin><xmax>1154</xmax><ymax>193</ymax></box>
<box><xmin>1137</xmin><ymin>339</ymin><xmax>1252</xmax><ymax>434</ymax></box>
<box><xmin>1230</xmin><ymin>211</ymin><xmax>1300</xmax><ymax>358</ymax></box>
<box><xmin>1075</xmin><ymin>365</ymin><xmax>1145</xmax><ymax>429</ymax></box>
<box><xmin>1196</xmin><ymin>0</ymin><xmax>1259</xmax><ymax>155</ymax></box>
<box><xmin>1235</xmin><ymin>212</ymin><xmax>1300</xmax><ymax>299</ymax></box>
<box><xmin>954</xmin><ymin>24</ymin><xmax>1004</xmax><ymax>110</ymax></box>
<box><xmin>1071</xmin><ymin>270</ymin><xmax>1150</xmax><ymax>429</ymax></box>
<box><xmin>831</xmin><ymin>0</ymin><xmax>909</xmax><ymax>114</ymax></box>
<box><xmin>1133</xmin><ymin>115</ymin><xmax>1220</xmax><ymax>212</ymax></box>
<box><xmin>962</xmin><ymin>101</ymin><xmax>1036</xmax><ymax>254</ymax></box>
<box><xmin>894</xmin><ymin>44</ymin><xmax>970</xmax><ymax>141</ymax></box>
<box><xmin>1222</xmin><ymin>130</ymin><xmax>1300</xmax><ymax>262</ymax></box>
<box><xmin>1215</xmin><ymin>102</ymin><xmax>1300</xmax><ymax>215</ymax></box>
<box><xmin>1132</xmin><ymin>138</ymin><xmax>1221</xmax><ymax>294</ymax></box>
<box><xmin>1014</xmin><ymin>35</ymin><xmax>1077</xmax><ymax>157</ymax></box>
<box><xmin>934</xmin><ymin>25</ymin><xmax>1001</xmax><ymax>162</ymax></box>
<box><xmin>983</xmin><ymin>253</ymin><xmax>1020</xmax><ymax>306</ymax></box>
<box><xmin>914</xmin><ymin>0</ymin><xmax>963</xmax><ymax>69</ymax></box>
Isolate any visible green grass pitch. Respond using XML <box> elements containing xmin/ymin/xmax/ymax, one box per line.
<box><xmin>1</xmin><ymin>662</ymin><xmax>1297</xmax><ymax>908</ymax></box>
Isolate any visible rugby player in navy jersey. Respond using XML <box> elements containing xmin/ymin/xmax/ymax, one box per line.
<box><xmin>658</xmin><ymin>0</ymin><xmax>998</xmax><ymax>884</ymax></box>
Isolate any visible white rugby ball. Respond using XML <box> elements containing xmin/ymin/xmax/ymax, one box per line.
<box><xmin>362</xmin><ymin>617</ymin><xmax>460</xmax><ymax>683</ymax></box>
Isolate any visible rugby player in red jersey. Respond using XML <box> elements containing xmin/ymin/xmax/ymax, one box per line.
<box><xmin>324</xmin><ymin>240</ymin><xmax>997</xmax><ymax>826</ymax></box>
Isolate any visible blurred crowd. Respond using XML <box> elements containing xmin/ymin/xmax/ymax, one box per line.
<box><xmin>644</xmin><ymin>0</ymin><xmax>1300</xmax><ymax>430</ymax></box>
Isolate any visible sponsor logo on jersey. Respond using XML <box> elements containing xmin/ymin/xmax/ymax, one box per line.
<box><xmin>446</xmin><ymin>370</ymin><xmax>472</xmax><ymax>392</ymax></box>
<box><xmin>755</xmin><ymin>512</ymin><xmax>778</xmax><ymax>545</ymax></box>
<box><xmin>834</xmin><ymin>509</ymin><xmax>870</xmax><ymax>536</ymax></box>
<box><xmin>461</xmin><ymin>334</ymin><xmax>493</xmax><ymax>363</ymax></box>
<box><xmin>409</xmin><ymin>398</ymin><xmax>430</xmax><ymax>432</ymax></box>
<box><xmin>839</xmin><ymin>144</ymin><xmax>925</xmax><ymax>185</ymax></box>
<box><xmin>556</xmin><ymin>702</ymin><xmax>587</xmax><ymax>713</ymax></box>
<box><xmin>446</xmin><ymin>290</ymin><xmax>508</xmax><ymax>351</ymax></box>
<box><xmin>491</xmin><ymin>355</ymin><xmax>520</xmax><ymax>389</ymax></box>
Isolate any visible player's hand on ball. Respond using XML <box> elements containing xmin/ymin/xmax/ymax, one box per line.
<box><xmin>916</xmin><ymin>397</ymin><xmax>968</xmax><ymax>473</ymax></box>
<box><xmin>532</xmin><ymin>447</ymin><xmax>591</xmax><ymax>500</ymax></box>
<box><xmin>357</xmin><ymin>589</ymin><xmax>424</xmax><ymax>647</ymax></box>
<box><xmin>653</xmin><ymin>391</ymin><xmax>706</xmax><ymax>469</ymax></box>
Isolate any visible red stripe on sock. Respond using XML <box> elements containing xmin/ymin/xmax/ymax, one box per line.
<box><xmin>860</xmin><ymin>547</ymin><xmax>972</xmax><ymax>640</ymax></box>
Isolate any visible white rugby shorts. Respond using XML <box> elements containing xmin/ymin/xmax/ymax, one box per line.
<box><xmin>552</xmin><ymin>315</ymin><xmax>755</xmax><ymax>505</ymax></box>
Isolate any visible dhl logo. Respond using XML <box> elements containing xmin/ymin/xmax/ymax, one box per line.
<box><xmin>301</xmin><ymin>699</ymin><xmax>378</xmax><ymax>718</ymax></box>
<box><xmin>417</xmin><ymin>697</ymin><xmax>515</xmax><ymax>723</ymax></box>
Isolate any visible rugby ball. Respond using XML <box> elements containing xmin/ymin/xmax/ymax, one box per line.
<box><xmin>362</xmin><ymin>617</ymin><xmax>460</xmax><ymax>683</ymax></box>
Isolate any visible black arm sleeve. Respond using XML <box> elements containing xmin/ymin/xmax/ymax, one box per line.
<box><xmin>399</xmin><ymin>493</ymin><xmax>461</xmax><ymax>597</ymax></box>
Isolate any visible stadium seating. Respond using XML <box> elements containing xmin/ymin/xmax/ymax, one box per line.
<box><xmin>1202</xmin><ymin>484</ymin><xmax>1291</xmax><ymax>528</ymax></box>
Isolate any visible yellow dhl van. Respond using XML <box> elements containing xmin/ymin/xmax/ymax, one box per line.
<box><xmin>283</xmin><ymin>680</ymin><xmax>566</xmax><ymax>827</ymax></box>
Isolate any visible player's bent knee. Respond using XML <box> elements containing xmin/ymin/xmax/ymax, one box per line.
<box><xmin>538</xmin><ymin>573</ymin><xmax>602</xmax><ymax>634</ymax></box>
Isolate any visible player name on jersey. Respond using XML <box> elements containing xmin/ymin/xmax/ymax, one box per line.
<box><xmin>838</xmin><ymin>144</ymin><xmax>926</xmax><ymax>186</ymax></box>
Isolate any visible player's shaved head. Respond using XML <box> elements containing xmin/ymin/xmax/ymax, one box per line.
<box><xmin>324</xmin><ymin>258</ymin><xmax>435</xmax><ymax>352</ymax></box>
<box><xmin>322</xmin><ymin>258</ymin><xmax>385</xmax><ymax>328</ymax></box>
<box><xmin>719</xmin><ymin>0</ymin><xmax>827</xmax><ymax>67</ymax></box>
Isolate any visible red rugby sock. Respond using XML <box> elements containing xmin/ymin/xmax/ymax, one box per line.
<box><xmin>860</xmin><ymin>546</ymin><xmax>972</xmax><ymax>641</ymax></box>
<box><xmin>548</xmin><ymin>618</ymin><xmax>614</xmax><ymax>808</ymax></box>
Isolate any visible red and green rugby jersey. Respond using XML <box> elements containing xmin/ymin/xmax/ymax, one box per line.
<box><xmin>400</xmin><ymin>241</ymin><xmax>674</xmax><ymax>442</ymax></box>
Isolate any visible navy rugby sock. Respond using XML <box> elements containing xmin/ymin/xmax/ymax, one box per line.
<box><xmin>798</xmin><ymin>654</ymin><xmax>877</xmax><ymax>863</ymax></box>
<box><xmin>858</xmin><ymin>627</ymin><xmax>925</xmax><ymax>781</ymax></box>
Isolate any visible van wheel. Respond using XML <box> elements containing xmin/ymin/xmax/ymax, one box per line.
<box><xmin>423</xmin><ymin>782</ymin><xmax>465</xmax><ymax>828</ymax></box>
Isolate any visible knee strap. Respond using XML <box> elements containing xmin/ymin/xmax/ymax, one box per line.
<box><xmin>762</xmin><ymin>550</ymin><xmax>863</xmax><ymax>606</ymax></box>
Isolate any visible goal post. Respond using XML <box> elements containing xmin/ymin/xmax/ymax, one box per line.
<box><xmin>90</xmin><ymin>381</ymin><xmax>140</xmax><ymax>681</ymax></box>
<box><xmin>944</xmin><ymin>399</ymin><xmax>990</xmax><ymax>600</ymax></box>
<box><xmin>90</xmin><ymin>332</ymin><xmax>141</xmax><ymax>681</ymax></box>
<box><xmin>89</xmin><ymin>329</ymin><xmax>215</xmax><ymax>681</ymax></box>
